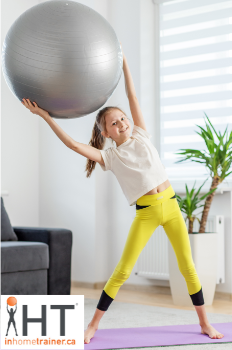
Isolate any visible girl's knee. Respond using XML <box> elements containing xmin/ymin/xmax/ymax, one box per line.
<box><xmin>112</xmin><ymin>267</ymin><xmax>131</xmax><ymax>283</ymax></box>
<box><xmin>178</xmin><ymin>263</ymin><xmax>197</xmax><ymax>279</ymax></box>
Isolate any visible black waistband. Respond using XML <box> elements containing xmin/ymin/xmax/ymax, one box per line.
<box><xmin>136</xmin><ymin>194</ymin><xmax>176</xmax><ymax>210</ymax></box>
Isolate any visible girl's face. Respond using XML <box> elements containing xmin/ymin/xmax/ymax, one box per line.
<box><xmin>102</xmin><ymin>109</ymin><xmax>131</xmax><ymax>146</ymax></box>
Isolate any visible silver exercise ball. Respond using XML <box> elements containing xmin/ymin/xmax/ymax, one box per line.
<box><xmin>2</xmin><ymin>0</ymin><xmax>123</xmax><ymax>118</ymax></box>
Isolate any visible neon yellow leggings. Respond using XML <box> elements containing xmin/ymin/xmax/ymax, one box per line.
<box><xmin>103</xmin><ymin>185</ymin><xmax>202</xmax><ymax>300</ymax></box>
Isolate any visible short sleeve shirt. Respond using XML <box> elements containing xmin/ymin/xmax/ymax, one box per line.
<box><xmin>99</xmin><ymin>125</ymin><xmax>168</xmax><ymax>206</ymax></box>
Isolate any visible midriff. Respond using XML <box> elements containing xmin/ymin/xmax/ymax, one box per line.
<box><xmin>144</xmin><ymin>179</ymin><xmax>171</xmax><ymax>195</ymax></box>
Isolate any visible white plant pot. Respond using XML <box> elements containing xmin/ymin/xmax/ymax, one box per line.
<box><xmin>168</xmin><ymin>233</ymin><xmax>218</xmax><ymax>306</ymax></box>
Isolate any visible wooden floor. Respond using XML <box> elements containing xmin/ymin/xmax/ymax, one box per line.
<box><xmin>71</xmin><ymin>286</ymin><xmax>232</xmax><ymax>315</ymax></box>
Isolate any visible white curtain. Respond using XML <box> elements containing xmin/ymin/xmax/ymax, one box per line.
<box><xmin>159</xmin><ymin>0</ymin><xmax>232</xmax><ymax>181</ymax></box>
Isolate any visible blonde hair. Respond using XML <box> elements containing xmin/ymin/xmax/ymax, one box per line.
<box><xmin>85</xmin><ymin>106</ymin><xmax>128</xmax><ymax>178</ymax></box>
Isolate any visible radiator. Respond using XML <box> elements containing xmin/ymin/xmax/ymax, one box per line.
<box><xmin>136</xmin><ymin>215</ymin><xmax>225</xmax><ymax>283</ymax></box>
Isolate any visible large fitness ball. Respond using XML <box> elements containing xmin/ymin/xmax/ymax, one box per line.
<box><xmin>2</xmin><ymin>0</ymin><xmax>123</xmax><ymax>119</ymax></box>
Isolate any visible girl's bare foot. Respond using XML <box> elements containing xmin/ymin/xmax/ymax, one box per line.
<box><xmin>84</xmin><ymin>323</ymin><xmax>98</xmax><ymax>344</ymax></box>
<box><xmin>201</xmin><ymin>323</ymin><xmax>224</xmax><ymax>339</ymax></box>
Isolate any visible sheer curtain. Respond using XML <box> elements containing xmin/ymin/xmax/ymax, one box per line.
<box><xmin>159</xmin><ymin>0</ymin><xmax>232</xmax><ymax>182</ymax></box>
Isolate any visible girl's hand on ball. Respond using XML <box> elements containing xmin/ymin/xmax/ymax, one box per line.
<box><xmin>21</xmin><ymin>98</ymin><xmax>38</xmax><ymax>114</ymax></box>
<box><xmin>22</xmin><ymin>98</ymin><xmax>49</xmax><ymax>119</ymax></box>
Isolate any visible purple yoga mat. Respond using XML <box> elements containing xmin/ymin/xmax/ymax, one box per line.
<box><xmin>84</xmin><ymin>323</ymin><xmax>232</xmax><ymax>350</ymax></box>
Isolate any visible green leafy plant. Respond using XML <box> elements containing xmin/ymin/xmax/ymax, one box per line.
<box><xmin>176</xmin><ymin>179</ymin><xmax>216</xmax><ymax>233</ymax></box>
<box><xmin>175</xmin><ymin>112</ymin><xmax>232</xmax><ymax>233</ymax></box>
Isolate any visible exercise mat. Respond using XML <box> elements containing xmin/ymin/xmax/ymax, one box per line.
<box><xmin>84</xmin><ymin>322</ymin><xmax>232</xmax><ymax>349</ymax></box>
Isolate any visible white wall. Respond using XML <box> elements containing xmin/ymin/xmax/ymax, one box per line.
<box><xmin>38</xmin><ymin>0</ymin><xmax>98</xmax><ymax>284</ymax></box>
<box><xmin>1</xmin><ymin>0</ymin><xmax>39</xmax><ymax>226</ymax></box>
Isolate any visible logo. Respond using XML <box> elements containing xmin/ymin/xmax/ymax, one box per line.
<box><xmin>1</xmin><ymin>295</ymin><xmax>84</xmax><ymax>349</ymax></box>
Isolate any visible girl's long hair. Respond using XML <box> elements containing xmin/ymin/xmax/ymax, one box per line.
<box><xmin>85</xmin><ymin>106</ymin><xmax>127</xmax><ymax>178</ymax></box>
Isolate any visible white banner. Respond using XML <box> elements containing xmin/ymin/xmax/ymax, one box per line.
<box><xmin>1</xmin><ymin>295</ymin><xmax>84</xmax><ymax>349</ymax></box>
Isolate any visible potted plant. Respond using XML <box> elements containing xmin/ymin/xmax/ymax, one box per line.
<box><xmin>168</xmin><ymin>113</ymin><xmax>232</xmax><ymax>306</ymax></box>
<box><xmin>175</xmin><ymin>113</ymin><xmax>232</xmax><ymax>232</ymax></box>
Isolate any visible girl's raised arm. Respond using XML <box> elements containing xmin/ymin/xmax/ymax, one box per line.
<box><xmin>121</xmin><ymin>45</ymin><xmax>147</xmax><ymax>132</ymax></box>
<box><xmin>22</xmin><ymin>99</ymin><xmax>104</xmax><ymax>165</ymax></box>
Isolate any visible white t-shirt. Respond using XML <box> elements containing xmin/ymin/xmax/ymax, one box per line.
<box><xmin>99</xmin><ymin>124</ymin><xmax>169</xmax><ymax>206</ymax></box>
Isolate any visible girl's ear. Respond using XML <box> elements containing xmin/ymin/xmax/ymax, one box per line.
<box><xmin>101</xmin><ymin>130</ymin><xmax>109</xmax><ymax>138</ymax></box>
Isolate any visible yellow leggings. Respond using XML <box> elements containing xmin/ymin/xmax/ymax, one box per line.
<box><xmin>102</xmin><ymin>185</ymin><xmax>202</xmax><ymax>302</ymax></box>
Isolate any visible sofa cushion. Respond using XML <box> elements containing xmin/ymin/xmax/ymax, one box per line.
<box><xmin>1</xmin><ymin>197</ymin><xmax>18</xmax><ymax>241</ymax></box>
<box><xmin>1</xmin><ymin>241</ymin><xmax>49</xmax><ymax>273</ymax></box>
<box><xmin>1</xmin><ymin>270</ymin><xmax>48</xmax><ymax>295</ymax></box>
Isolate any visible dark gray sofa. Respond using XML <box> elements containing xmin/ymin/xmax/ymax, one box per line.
<box><xmin>1</xmin><ymin>197</ymin><xmax>72</xmax><ymax>295</ymax></box>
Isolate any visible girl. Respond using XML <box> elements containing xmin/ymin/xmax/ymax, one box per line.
<box><xmin>22</xmin><ymin>46</ymin><xmax>224</xmax><ymax>344</ymax></box>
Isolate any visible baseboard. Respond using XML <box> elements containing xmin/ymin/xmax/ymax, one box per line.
<box><xmin>71</xmin><ymin>281</ymin><xmax>232</xmax><ymax>301</ymax></box>
<box><xmin>71</xmin><ymin>281</ymin><xmax>106</xmax><ymax>289</ymax></box>
<box><xmin>214</xmin><ymin>291</ymin><xmax>232</xmax><ymax>301</ymax></box>
<box><xmin>71</xmin><ymin>281</ymin><xmax>171</xmax><ymax>295</ymax></box>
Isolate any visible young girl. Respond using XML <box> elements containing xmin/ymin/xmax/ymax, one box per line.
<box><xmin>22</xmin><ymin>46</ymin><xmax>224</xmax><ymax>344</ymax></box>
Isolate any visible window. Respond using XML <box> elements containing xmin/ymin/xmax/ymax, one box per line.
<box><xmin>159</xmin><ymin>0</ymin><xmax>232</xmax><ymax>181</ymax></box>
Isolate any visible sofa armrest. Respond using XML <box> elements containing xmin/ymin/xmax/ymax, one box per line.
<box><xmin>13</xmin><ymin>227</ymin><xmax>72</xmax><ymax>295</ymax></box>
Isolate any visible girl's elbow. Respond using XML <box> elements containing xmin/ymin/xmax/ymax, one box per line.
<box><xmin>69</xmin><ymin>140</ymin><xmax>78</xmax><ymax>151</ymax></box>
<box><xmin>70</xmin><ymin>144</ymin><xmax>79</xmax><ymax>153</ymax></box>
